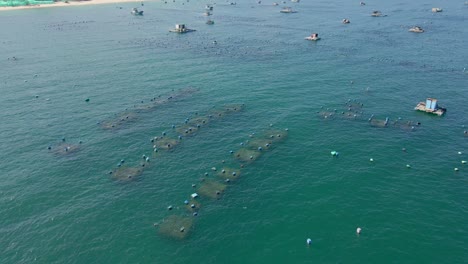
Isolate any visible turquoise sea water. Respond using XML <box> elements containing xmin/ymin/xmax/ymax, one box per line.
<box><xmin>1</xmin><ymin>0</ymin><xmax>467</xmax><ymax>263</ymax></box>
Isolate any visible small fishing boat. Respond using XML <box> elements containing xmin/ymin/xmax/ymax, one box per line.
<box><xmin>280</xmin><ymin>7</ymin><xmax>297</xmax><ymax>13</ymax></box>
<box><xmin>291</xmin><ymin>0</ymin><xmax>300</xmax><ymax>2</ymax></box>
<box><xmin>205</xmin><ymin>4</ymin><xmax>213</xmax><ymax>11</ymax></box>
<box><xmin>409</xmin><ymin>26</ymin><xmax>424</xmax><ymax>33</ymax></box>
<box><xmin>342</xmin><ymin>18</ymin><xmax>350</xmax><ymax>24</ymax></box>
<box><xmin>371</xmin><ymin>10</ymin><xmax>383</xmax><ymax>17</ymax></box>
<box><xmin>131</xmin><ymin>7</ymin><xmax>144</xmax><ymax>15</ymax></box>
<box><xmin>169</xmin><ymin>24</ymin><xmax>196</xmax><ymax>33</ymax></box>
<box><xmin>206</xmin><ymin>19</ymin><xmax>215</xmax><ymax>25</ymax></box>
<box><xmin>305</xmin><ymin>33</ymin><xmax>320</xmax><ymax>41</ymax></box>
<box><xmin>431</xmin><ymin>7</ymin><xmax>442</xmax><ymax>12</ymax></box>
<box><xmin>203</xmin><ymin>11</ymin><xmax>212</xmax><ymax>16</ymax></box>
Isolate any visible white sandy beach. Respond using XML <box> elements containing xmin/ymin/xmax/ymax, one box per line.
<box><xmin>0</xmin><ymin>0</ymin><xmax>145</xmax><ymax>11</ymax></box>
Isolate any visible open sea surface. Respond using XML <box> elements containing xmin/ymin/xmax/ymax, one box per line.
<box><xmin>0</xmin><ymin>0</ymin><xmax>467</xmax><ymax>263</ymax></box>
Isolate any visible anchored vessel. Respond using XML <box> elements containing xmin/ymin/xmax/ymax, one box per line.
<box><xmin>409</xmin><ymin>26</ymin><xmax>424</xmax><ymax>33</ymax></box>
<box><xmin>280</xmin><ymin>7</ymin><xmax>297</xmax><ymax>13</ymax></box>
<box><xmin>432</xmin><ymin>7</ymin><xmax>442</xmax><ymax>12</ymax></box>
<box><xmin>169</xmin><ymin>24</ymin><xmax>196</xmax><ymax>33</ymax></box>
<box><xmin>305</xmin><ymin>33</ymin><xmax>320</xmax><ymax>41</ymax></box>
<box><xmin>371</xmin><ymin>10</ymin><xmax>383</xmax><ymax>17</ymax></box>
<box><xmin>131</xmin><ymin>8</ymin><xmax>144</xmax><ymax>15</ymax></box>
<box><xmin>415</xmin><ymin>98</ymin><xmax>446</xmax><ymax>116</ymax></box>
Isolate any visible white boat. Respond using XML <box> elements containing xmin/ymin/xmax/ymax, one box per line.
<box><xmin>305</xmin><ymin>33</ymin><xmax>320</xmax><ymax>41</ymax></box>
<box><xmin>280</xmin><ymin>7</ymin><xmax>297</xmax><ymax>13</ymax></box>
<box><xmin>131</xmin><ymin>8</ymin><xmax>144</xmax><ymax>15</ymax></box>
<box><xmin>203</xmin><ymin>11</ymin><xmax>212</xmax><ymax>16</ymax></box>
<box><xmin>291</xmin><ymin>0</ymin><xmax>300</xmax><ymax>2</ymax></box>
<box><xmin>409</xmin><ymin>26</ymin><xmax>424</xmax><ymax>33</ymax></box>
<box><xmin>169</xmin><ymin>24</ymin><xmax>196</xmax><ymax>33</ymax></box>
<box><xmin>342</xmin><ymin>18</ymin><xmax>350</xmax><ymax>24</ymax></box>
<box><xmin>431</xmin><ymin>7</ymin><xmax>442</xmax><ymax>13</ymax></box>
<box><xmin>205</xmin><ymin>5</ymin><xmax>213</xmax><ymax>11</ymax></box>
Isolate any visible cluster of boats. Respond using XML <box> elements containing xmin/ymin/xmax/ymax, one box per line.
<box><xmin>145</xmin><ymin>1</ymin><xmax>437</xmax><ymax>40</ymax></box>
<box><xmin>205</xmin><ymin>4</ymin><xmax>214</xmax><ymax>24</ymax></box>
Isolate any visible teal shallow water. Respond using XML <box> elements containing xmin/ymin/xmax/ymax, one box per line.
<box><xmin>0</xmin><ymin>0</ymin><xmax>467</xmax><ymax>263</ymax></box>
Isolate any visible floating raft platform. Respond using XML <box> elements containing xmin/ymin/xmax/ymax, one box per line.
<box><xmin>414</xmin><ymin>98</ymin><xmax>446</xmax><ymax>116</ymax></box>
<box><xmin>158</xmin><ymin>215</ymin><xmax>193</xmax><ymax>240</ymax></box>
<box><xmin>197</xmin><ymin>179</ymin><xmax>227</xmax><ymax>199</ymax></box>
<box><xmin>51</xmin><ymin>142</ymin><xmax>81</xmax><ymax>156</ymax></box>
<box><xmin>111</xmin><ymin>166</ymin><xmax>144</xmax><ymax>182</ymax></box>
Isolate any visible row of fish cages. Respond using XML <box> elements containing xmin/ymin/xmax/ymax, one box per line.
<box><xmin>108</xmin><ymin>103</ymin><xmax>246</xmax><ymax>183</ymax></box>
<box><xmin>316</xmin><ymin>99</ymin><xmax>422</xmax><ymax>132</ymax></box>
<box><xmin>156</xmin><ymin>126</ymin><xmax>289</xmax><ymax>240</ymax></box>
<box><xmin>99</xmin><ymin>87</ymin><xmax>199</xmax><ymax>130</ymax></box>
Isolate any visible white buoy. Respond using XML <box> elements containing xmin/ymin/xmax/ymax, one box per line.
<box><xmin>306</xmin><ymin>238</ymin><xmax>312</xmax><ymax>245</ymax></box>
<box><xmin>462</xmin><ymin>160</ymin><xmax>467</xmax><ymax>164</ymax></box>
<box><xmin>454</xmin><ymin>168</ymin><xmax>459</xmax><ymax>171</ymax></box>
<box><xmin>369</xmin><ymin>158</ymin><xmax>374</xmax><ymax>162</ymax></box>
<box><xmin>458</xmin><ymin>151</ymin><xmax>462</xmax><ymax>155</ymax></box>
<box><xmin>356</xmin><ymin>227</ymin><xmax>362</xmax><ymax>234</ymax></box>
<box><xmin>406</xmin><ymin>164</ymin><xmax>411</xmax><ymax>168</ymax></box>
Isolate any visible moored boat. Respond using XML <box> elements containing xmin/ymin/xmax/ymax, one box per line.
<box><xmin>280</xmin><ymin>7</ymin><xmax>297</xmax><ymax>13</ymax></box>
<box><xmin>169</xmin><ymin>24</ymin><xmax>196</xmax><ymax>33</ymax></box>
<box><xmin>409</xmin><ymin>26</ymin><xmax>424</xmax><ymax>33</ymax></box>
<box><xmin>131</xmin><ymin>7</ymin><xmax>144</xmax><ymax>15</ymax></box>
<box><xmin>371</xmin><ymin>10</ymin><xmax>383</xmax><ymax>17</ymax></box>
<box><xmin>305</xmin><ymin>33</ymin><xmax>320</xmax><ymax>41</ymax></box>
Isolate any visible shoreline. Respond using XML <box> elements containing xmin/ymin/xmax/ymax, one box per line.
<box><xmin>0</xmin><ymin>0</ymin><xmax>145</xmax><ymax>11</ymax></box>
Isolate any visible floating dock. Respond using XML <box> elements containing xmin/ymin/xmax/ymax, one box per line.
<box><xmin>414</xmin><ymin>98</ymin><xmax>446</xmax><ymax>116</ymax></box>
